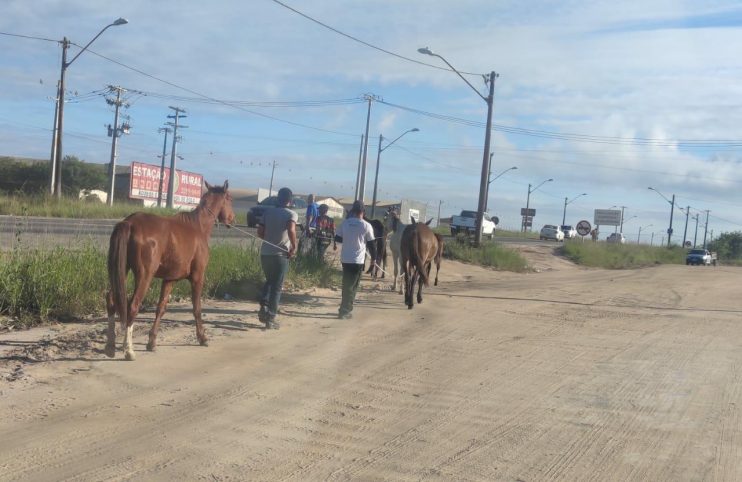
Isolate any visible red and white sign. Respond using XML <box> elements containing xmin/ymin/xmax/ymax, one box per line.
<box><xmin>129</xmin><ymin>161</ymin><xmax>203</xmax><ymax>207</ymax></box>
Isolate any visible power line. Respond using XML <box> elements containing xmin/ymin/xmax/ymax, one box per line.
<box><xmin>127</xmin><ymin>88</ymin><xmax>365</xmax><ymax>108</ymax></box>
<box><xmin>69</xmin><ymin>42</ymin><xmax>359</xmax><ymax>138</ymax></box>
<box><xmin>0</xmin><ymin>31</ymin><xmax>58</xmax><ymax>43</ymax></box>
<box><xmin>377</xmin><ymin>99</ymin><xmax>742</xmax><ymax>148</ymax></box>
<box><xmin>269</xmin><ymin>0</ymin><xmax>482</xmax><ymax>76</ymax></box>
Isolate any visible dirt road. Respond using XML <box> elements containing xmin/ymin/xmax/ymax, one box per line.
<box><xmin>2</xmin><ymin>246</ymin><xmax>742</xmax><ymax>481</ymax></box>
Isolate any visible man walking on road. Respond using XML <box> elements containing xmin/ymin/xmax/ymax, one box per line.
<box><xmin>257</xmin><ymin>187</ymin><xmax>297</xmax><ymax>329</ymax></box>
<box><xmin>315</xmin><ymin>203</ymin><xmax>337</xmax><ymax>261</ymax></box>
<box><xmin>335</xmin><ymin>201</ymin><xmax>376</xmax><ymax>319</ymax></box>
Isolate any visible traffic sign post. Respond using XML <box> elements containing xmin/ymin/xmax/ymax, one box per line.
<box><xmin>576</xmin><ymin>220</ymin><xmax>592</xmax><ymax>237</ymax></box>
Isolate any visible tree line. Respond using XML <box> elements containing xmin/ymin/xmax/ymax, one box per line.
<box><xmin>0</xmin><ymin>156</ymin><xmax>108</xmax><ymax>196</ymax></box>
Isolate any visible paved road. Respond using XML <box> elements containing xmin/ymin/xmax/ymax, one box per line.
<box><xmin>0</xmin><ymin>215</ymin><xmax>256</xmax><ymax>249</ymax></box>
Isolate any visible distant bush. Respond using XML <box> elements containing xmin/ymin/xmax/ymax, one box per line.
<box><xmin>443</xmin><ymin>237</ymin><xmax>529</xmax><ymax>272</ymax></box>
<box><xmin>560</xmin><ymin>241</ymin><xmax>685</xmax><ymax>269</ymax></box>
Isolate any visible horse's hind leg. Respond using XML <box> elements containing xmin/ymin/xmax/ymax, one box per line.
<box><xmin>190</xmin><ymin>275</ymin><xmax>208</xmax><ymax>347</ymax></box>
<box><xmin>124</xmin><ymin>271</ymin><xmax>155</xmax><ymax>361</ymax></box>
<box><xmin>105</xmin><ymin>290</ymin><xmax>116</xmax><ymax>358</ymax></box>
<box><xmin>147</xmin><ymin>280</ymin><xmax>174</xmax><ymax>352</ymax></box>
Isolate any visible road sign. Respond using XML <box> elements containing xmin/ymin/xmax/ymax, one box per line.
<box><xmin>576</xmin><ymin>220</ymin><xmax>592</xmax><ymax>236</ymax></box>
<box><xmin>594</xmin><ymin>209</ymin><xmax>621</xmax><ymax>226</ymax></box>
<box><xmin>523</xmin><ymin>221</ymin><xmax>532</xmax><ymax>228</ymax></box>
<box><xmin>520</xmin><ymin>208</ymin><xmax>536</xmax><ymax>216</ymax></box>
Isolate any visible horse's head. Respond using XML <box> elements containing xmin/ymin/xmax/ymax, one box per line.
<box><xmin>384</xmin><ymin>208</ymin><xmax>400</xmax><ymax>233</ymax></box>
<box><xmin>203</xmin><ymin>180</ymin><xmax>235</xmax><ymax>227</ymax></box>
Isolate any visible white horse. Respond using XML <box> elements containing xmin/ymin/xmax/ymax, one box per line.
<box><xmin>383</xmin><ymin>208</ymin><xmax>408</xmax><ymax>293</ymax></box>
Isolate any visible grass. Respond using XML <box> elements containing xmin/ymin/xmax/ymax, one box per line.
<box><xmin>0</xmin><ymin>192</ymin><xmax>250</xmax><ymax>225</ymax></box>
<box><xmin>0</xmin><ymin>242</ymin><xmax>339</xmax><ymax>330</ymax></box>
<box><xmin>443</xmin><ymin>236</ymin><xmax>529</xmax><ymax>272</ymax></box>
<box><xmin>560</xmin><ymin>241</ymin><xmax>686</xmax><ymax>269</ymax></box>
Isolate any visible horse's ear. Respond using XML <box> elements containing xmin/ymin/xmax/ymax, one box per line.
<box><xmin>425</xmin><ymin>218</ymin><xmax>433</xmax><ymax>225</ymax></box>
<box><xmin>204</xmin><ymin>180</ymin><xmax>212</xmax><ymax>191</ymax></box>
<box><xmin>223</xmin><ymin>180</ymin><xmax>229</xmax><ymax>191</ymax></box>
<box><xmin>411</xmin><ymin>217</ymin><xmax>417</xmax><ymax>225</ymax></box>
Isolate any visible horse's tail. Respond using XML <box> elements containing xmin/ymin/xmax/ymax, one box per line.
<box><xmin>413</xmin><ymin>227</ymin><xmax>430</xmax><ymax>286</ymax></box>
<box><xmin>108</xmin><ymin>221</ymin><xmax>130</xmax><ymax>328</ymax></box>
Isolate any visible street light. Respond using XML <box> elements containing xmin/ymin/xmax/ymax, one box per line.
<box><xmin>51</xmin><ymin>18</ymin><xmax>128</xmax><ymax>199</ymax></box>
<box><xmin>419</xmin><ymin>46</ymin><xmax>498</xmax><ymax>247</ymax></box>
<box><xmin>485</xmin><ymin>164</ymin><xmax>517</xmax><ymax>212</ymax></box>
<box><xmin>648</xmin><ymin>187</ymin><xmax>676</xmax><ymax>247</ymax></box>
<box><xmin>370</xmin><ymin>128</ymin><xmax>419</xmax><ymax>218</ymax></box>
<box><xmin>523</xmin><ymin>178</ymin><xmax>553</xmax><ymax>232</ymax></box>
<box><xmin>562</xmin><ymin>193</ymin><xmax>587</xmax><ymax>226</ymax></box>
<box><xmin>637</xmin><ymin>224</ymin><xmax>652</xmax><ymax>244</ymax></box>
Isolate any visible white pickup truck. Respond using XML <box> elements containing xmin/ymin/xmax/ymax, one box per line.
<box><xmin>450</xmin><ymin>210</ymin><xmax>498</xmax><ymax>238</ymax></box>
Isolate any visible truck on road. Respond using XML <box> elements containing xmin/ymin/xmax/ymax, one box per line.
<box><xmin>686</xmin><ymin>248</ymin><xmax>718</xmax><ymax>266</ymax></box>
<box><xmin>450</xmin><ymin>210</ymin><xmax>498</xmax><ymax>239</ymax></box>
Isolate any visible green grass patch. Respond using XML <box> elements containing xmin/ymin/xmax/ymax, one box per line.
<box><xmin>0</xmin><ymin>192</ymin><xmax>178</xmax><ymax>219</ymax></box>
<box><xmin>0</xmin><ymin>242</ymin><xmax>339</xmax><ymax>330</ymax></box>
<box><xmin>443</xmin><ymin>236</ymin><xmax>529</xmax><ymax>272</ymax></box>
<box><xmin>560</xmin><ymin>241</ymin><xmax>686</xmax><ymax>269</ymax></box>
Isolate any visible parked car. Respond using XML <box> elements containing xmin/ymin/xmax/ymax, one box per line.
<box><xmin>686</xmin><ymin>248</ymin><xmax>718</xmax><ymax>266</ymax></box>
<box><xmin>606</xmin><ymin>233</ymin><xmax>626</xmax><ymax>244</ymax></box>
<box><xmin>560</xmin><ymin>225</ymin><xmax>577</xmax><ymax>239</ymax></box>
<box><xmin>247</xmin><ymin>196</ymin><xmax>307</xmax><ymax>228</ymax></box>
<box><xmin>450</xmin><ymin>210</ymin><xmax>498</xmax><ymax>238</ymax></box>
<box><xmin>539</xmin><ymin>224</ymin><xmax>564</xmax><ymax>242</ymax></box>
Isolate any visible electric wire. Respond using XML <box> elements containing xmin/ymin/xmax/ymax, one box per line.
<box><xmin>0</xmin><ymin>31</ymin><xmax>58</xmax><ymax>43</ymax></box>
<box><xmin>269</xmin><ymin>0</ymin><xmax>482</xmax><ymax>76</ymax></box>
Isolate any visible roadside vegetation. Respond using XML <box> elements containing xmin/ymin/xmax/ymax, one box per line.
<box><xmin>443</xmin><ymin>235</ymin><xmax>529</xmax><ymax>272</ymax></box>
<box><xmin>560</xmin><ymin>241</ymin><xmax>686</xmax><ymax>268</ymax></box>
<box><xmin>0</xmin><ymin>243</ymin><xmax>339</xmax><ymax>330</ymax></box>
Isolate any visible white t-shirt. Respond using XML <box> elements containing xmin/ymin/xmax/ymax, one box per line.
<box><xmin>337</xmin><ymin>217</ymin><xmax>376</xmax><ymax>264</ymax></box>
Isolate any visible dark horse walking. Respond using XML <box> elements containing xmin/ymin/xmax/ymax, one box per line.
<box><xmin>106</xmin><ymin>181</ymin><xmax>235</xmax><ymax>360</ymax></box>
<box><xmin>365</xmin><ymin>218</ymin><xmax>386</xmax><ymax>279</ymax></box>
<box><xmin>400</xmin><ymin>219</ymin><xmax>442</xmax><ymax>309</ymax></box>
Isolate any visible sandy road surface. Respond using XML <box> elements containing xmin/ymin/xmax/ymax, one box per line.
<box><xmin>2</xmin><ymin>246</ymin><xmax>742</xmax><ymax>481</ymax></box>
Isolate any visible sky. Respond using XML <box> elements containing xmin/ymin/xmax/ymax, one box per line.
<box><xmin>2</xmin><ymin>0</ymin><xmax>742</xmax><ymax>242</ymax></box>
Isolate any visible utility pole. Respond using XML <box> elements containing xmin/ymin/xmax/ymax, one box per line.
<box><xmin>106</xmin><ymin>86</ymin><xmax>129</xmax><ymax>206</ymax></box>
<box><xmin>667</xmin><ymin>194</ymin><xmax>675</xmax><ymax>247</ymax></box>
<box><xmin>485</xmin><ymin>152</ymin><xmax>494</xmax><ymax>212</ymax></box>
<box><xmin>619</xmin><ymin>206</ymin><xmax>626</xmax><ymax>233</ymax></box>
<box><xmin>165</xmin><ymin>106</ymin><xmax>187</xmax><ymax>209</ymax></box>
<box><xmin>358</xmin><ymin>94</ymin><xmax>377</xmax><ymax>203</ymax></box>
<box><xmin>693</xmin><ymin>214</ymin><xmax>699</xmax><ymax>247</ymax></box>
<box><xmin>268</xmin><ymin>160</ymin><xmax>277</xmax><ymax>195</ymax></box>
<box><xmin>474</xmin><ymin>71</ymin><xmax>497</xmax><ymax>247</ymax></box>
<box><xmin>53</xmin><ymin>38</ymin><xmax>70</xmax><ymax>199</ymax></box>
<box><xmin>682</xmin><ymin>205</ymin><xmax>690</xmax><ymax>247</ymax></box>
<box><xmin>523</xmin><ymin>184</ymin><xmax>532</xmax><ymax>232</ymax></box>
<box><xmin>157</xmin><ymin>126</ymin><xmax>172</xmax><ymax>207</ymax></box>
<box><xmin>354</xmin><ymin>134</ymin><xmax>364</xmax><ymax>200</ymax></box>
<box><xmin>437</xmin><ymin>200</ymin><xmax>443</xmax><ymax>228</ymax></box>
<box><xmin>703</xmin><ymin>210</ymin><xmax>710</xmax><ymax>248</ymax></box>
<box><xmin>49</xmin><ymin>80</ymin><xmax>60</xmax><ymax>195</ymax></box>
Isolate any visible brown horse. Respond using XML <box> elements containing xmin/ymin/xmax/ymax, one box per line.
<box><xmin>400</xmin><ymin>219</ymin><xmax>440</xmax><ymax>309</ymax></box>
<box><xmin>105</xmin><ymin>181</ymin><xmax>235</xmax><ymax>361</ymax></box>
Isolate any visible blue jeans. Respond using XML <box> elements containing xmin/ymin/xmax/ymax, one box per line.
<box><xmin>261</xmin><ymin>255</ymin><xmax>289</xmax><ymax>318</ymax></box>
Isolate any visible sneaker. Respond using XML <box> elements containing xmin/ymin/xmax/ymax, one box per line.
<box><xmin>338</xmin><ymin>312</ymin><xmax>353</xmax><ymax>320</ymax></box>
<box><xmin>264</xmin><ymin>317</ymin><xmax>280</xmax><ymax>330</ymax></box>
<box><xmin>258</xmin><ymin>305</ymin><xmax>268</xmax><ymax>322</ymax></box>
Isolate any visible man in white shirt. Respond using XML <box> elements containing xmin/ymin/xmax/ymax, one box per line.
<box><xmin>335</xmin><ymin>201</ymin><xmax>376</xmax><ymax>319</ymax></box>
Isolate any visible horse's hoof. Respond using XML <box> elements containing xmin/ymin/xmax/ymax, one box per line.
<box><xmin>146</xmin><ymin>342</ymin><xmax>156</xmax><ymax>352</ymax></box>
<box><xmin>124</xmin><ymin>351</ymin><xmax>136</xmax><ymax>361</ymax></box>
<box><xmin>407</xmin><ymin>305</ymin><xmax>413</xmax><ymax>310</ymax></box>
<box><xmin>104</xmin><ymin>345</ymin><xmax>116</xmax><ymax>358</ymax></box>
<box><xmin>199</xmin><ymin>339</ymin><xmax>209</xmax><ymax>347</ymax></box>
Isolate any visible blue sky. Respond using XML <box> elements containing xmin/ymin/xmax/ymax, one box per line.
<box><xmin>2</xmin><ymin>0</ymin><xmax>742</xmax><ymax>241</ymax></box>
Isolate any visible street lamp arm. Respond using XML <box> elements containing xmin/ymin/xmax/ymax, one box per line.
<box><xmin>567</xmin><ymin>193</ymin><xmax>587</xmax><ymax>205</ymax></box>
<box><xmin>648</xmin><ymin>187</ymin><xmax>673</xmax><ymax>205</ymax></box>
<box><xmin>66</xmin><ymin>18</ymin><xmax>128</xmax><ymax>67</ymax></box>
<box><xmin>488</xmin><ymin>166</ymin><xmax>517</xmax><ymax>185</ymax></box>
<box><xmin>418</xmin><ymin>47</ymin><xmax>487</xmax><ymax>102</ymax></box>
<box><xmin>380</xmin><ymin>128</ymin><xmax>419</xmax><ymax>153</ymax></box>
<box><xmin>530</xmin><ymin>178</ymin><xmax>553</xmax><ymax>194</ymax></box>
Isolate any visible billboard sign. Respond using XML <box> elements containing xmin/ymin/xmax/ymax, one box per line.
<box><xmin>594</xmin><ymin>209</ymin><xmax>621</xmax><ymax>226</ymax></box>
<box><xmin>521</xmin><ymin>208</ymin><xmax>536</xmax><ymax>216</ymax></box>
<box><xmin>129</xmin><ymin>162</ymin><xmax>203</xmax><ymax>207</ymax></box>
